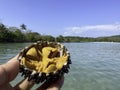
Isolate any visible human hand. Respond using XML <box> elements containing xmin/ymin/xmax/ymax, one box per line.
<box><xmin>0</xmin><ymin>55</ymin><xmax>64</xmax><ymax>90</ymax></box>
<box><xmin>36</xmin><ymin>74</ymin><xmax>64</xmax><ymax>90</ymax></box>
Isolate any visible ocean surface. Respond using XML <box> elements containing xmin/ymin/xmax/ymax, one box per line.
<box><xmin>0</xmin><ymin>42</ymin><xmax>120</xmax><ymax>90</ymax></box>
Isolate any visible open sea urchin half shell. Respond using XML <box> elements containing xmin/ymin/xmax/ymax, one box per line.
<box><xmin>18</xmin><ymin>41</ymin><xmax>71</xmax><ymax>84</ymax></box>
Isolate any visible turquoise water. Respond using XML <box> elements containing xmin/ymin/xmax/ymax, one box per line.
<box><xmin>1</xmin><ymin>42</ymin><xmax>120</xmax><ymax>90</ymax></box>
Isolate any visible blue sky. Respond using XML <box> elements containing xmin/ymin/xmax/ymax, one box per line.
<box><xmin>0</xmin><ymin>0</ymin><xmax>120</xmax><ymax>37</ymax></box>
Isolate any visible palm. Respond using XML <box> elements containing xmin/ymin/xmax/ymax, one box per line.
<box><xmin>20</xmin><ymin>24</ymin><xmax>26</xmax><ymax>31</ymax></box>
<box><xmin>0</xmin><ymin>55</ymin><xmax>64</xmax><ymax>90</ymax></box>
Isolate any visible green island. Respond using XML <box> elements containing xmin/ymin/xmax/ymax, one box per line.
<box><xmin>0</xmin><ymin>23</ymin><xmax>120</xmax><ymax>43</ymax></box>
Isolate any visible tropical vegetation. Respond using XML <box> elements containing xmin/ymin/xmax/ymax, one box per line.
<box><xmin>0</xmin><ymin>23</ymin><xmax>120</xmax><ymax>43</ymax></box>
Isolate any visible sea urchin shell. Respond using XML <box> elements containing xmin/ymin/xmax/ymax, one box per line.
<box><xmin>18</xmin><ymin>41</ymin><xmax>71</xmax><ymax>84</ymax></box>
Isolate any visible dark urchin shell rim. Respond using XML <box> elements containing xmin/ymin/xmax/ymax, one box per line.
<box><xmin>18</xmin><ymin>41</ymin><xmax>72</xmax><ymax>84</ymax></box>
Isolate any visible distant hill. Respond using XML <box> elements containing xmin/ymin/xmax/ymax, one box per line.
<box><xmin>94</xmin><ymin>35</ymin><xmax>120</xmax><ymax>42</ymax></box>
<box><xmin>1</xmin><ymin>22</ymin><xmax>120</xmax><ymax>42</ymax></box>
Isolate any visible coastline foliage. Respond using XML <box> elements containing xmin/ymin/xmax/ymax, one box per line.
<box><xmin>0</xmin><ymin>23</ymin><xmax>120</xmax><ymax>42</ymax></box>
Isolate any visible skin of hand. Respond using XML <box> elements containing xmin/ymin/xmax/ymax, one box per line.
<box><xmin>0</xmin><ymin>55</ymin><xmax>64</xmax><ymax>90</ymax></box>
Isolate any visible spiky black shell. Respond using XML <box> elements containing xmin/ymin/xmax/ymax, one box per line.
<box><xmin>18</xmin><ymin>41</ymin><xmax>71</xmax><ymax>84</ymax></box>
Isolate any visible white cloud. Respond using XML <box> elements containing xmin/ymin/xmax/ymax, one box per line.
<box><xmin>63</xmin><ymin>23</ymin><xmax>120</xmax><ymax>37</ymax></box>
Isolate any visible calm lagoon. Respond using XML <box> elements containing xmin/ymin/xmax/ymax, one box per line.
<box><xmin>0</xmin><ymin>42</ymin><xmax>120</xmax><ymax>90</ymax></box>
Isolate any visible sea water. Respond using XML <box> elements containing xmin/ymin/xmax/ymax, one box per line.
<box><xmin>0</xmin><ymin>42</ymin><xmax>120</xmax><ymax>90</ymax></box>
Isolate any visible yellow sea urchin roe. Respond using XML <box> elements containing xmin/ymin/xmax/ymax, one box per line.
<box><xmin>21</xmin><ymin>57</ymin><xmax>36</xmax><ymax>69</ymax></box>
<box><xmin>22</xmin><ymin>46</ymin><xmax>68</xmax><ymax>73</ymax></box>
<box><xmin>56</xmin><ymin>55</ymin><xmax>68</xmax><ymax>69</ymax></box>
<box><xmin>26</xmin><ymin>47</ymin><xmax>38</xmax><ymax>57</ymax></box>
<box><xmin>44</xmin><ymin>64</ymin><xmax>57</xmax><ymax>74</ymax></box>
<box><xmin>36</xmin><ymin>61</ymin><xmax>43</xmax><ymax>72</ymax></box>
<box><xmin>39</xmin><ymin>46</ymin><xmax>69</xmax><ymax>73</ymax></box>
<box><xmin>41</xmin><ymin>47</ymin><xmax>58</xmax><ymax>73</ymax></box>
<box><xmin>42</xmin><ymin>47</ymin><xmax>57</xmax><ymax>57</ymax></box>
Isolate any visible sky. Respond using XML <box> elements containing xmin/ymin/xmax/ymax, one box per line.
<box><xmin>0</xmin><ymin>0</ymin><xmax>120</xmax><ymax>37</ymax></box>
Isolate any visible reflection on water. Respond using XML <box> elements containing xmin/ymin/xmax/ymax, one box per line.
<box><xmin>1</xmin><ymin>42</ymin><xmax>120</xmax><ymax>90</ymax></box>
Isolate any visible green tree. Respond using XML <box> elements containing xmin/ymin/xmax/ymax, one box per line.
<box><xmin>0</xmin><ymin>23</ymin><xmax>15</xmax><ymax>42</ymax></box>
<box><xmin>41</xmin><ymin>35</ymin><xmax>55</xmax><ymax>42</ymax></box>
<box><xmin>0</xmin><ymin>23</ymin><xmax>6</xmax><ymax>30</ymax></box>
<box><xmin>13</xmin><ymin>29</ymin><xmax>25</xmax><ymax>42</ymax></box>
<box><xmin>25</xmin><ymin>32</ymin><xmax>41</xmax><ymax>42</ymax></box>
<box><xmin>0</xmin><ymin>24</ymin><xmax>8</xmax><ymax>42</ymax></box>
<box><xmin>20</xmin><ymin>24</ymin><xmax>26</xmax><ymax>31</ymax></box>
<box><xmin>56</xmin><ymin>35</ymin><xmax>64</xmax><ymax>42</ymax></box>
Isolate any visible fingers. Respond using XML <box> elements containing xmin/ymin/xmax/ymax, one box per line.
<box><xmin>14</xmin><ymin>75</ymin><xmax>64</xmax><ymax>90</ymax></box>
<box><xmin>0</xmin><ymin>64</ymin><xmax>8</xmax><ymax>85</ymax></box>
<box><xmin>36</xmin><ymin>74</ymin><xmax>64</xmax><ymax>90</ymax></box>
<box><xmin>0</xmin><ymin>54</ymin><xmax>19</xmax><ymax>85</ymax></box>
<box><xmin>4</xmin><ymin>54</ymin><xmax>19</xmax><ymax>81</ymax></box>
<box><xmin>47</xmin><ymin>75</ymin><xmax>64</xmax><ymax>90</ymax></box>
<box><xmin>14</xmin><ymin>78</ymin><xmax>35</xmax><ymax>90</ymax></box>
